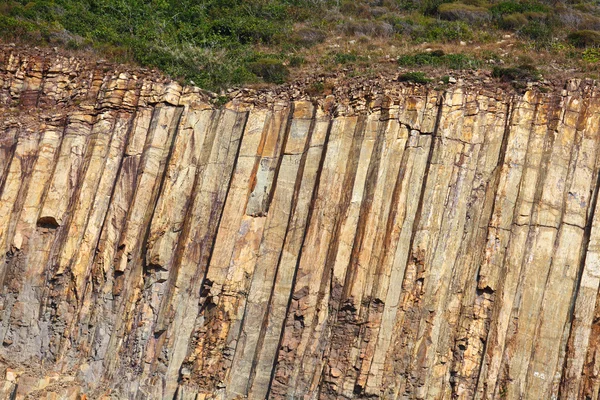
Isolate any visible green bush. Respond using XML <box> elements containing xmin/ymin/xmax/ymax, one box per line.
<box><xmin>248</xmin><ymin>58</ymin><xmax>290</xmax><ymax>84</ymax></box>
<box><xmin>409</xmin><ymin>18</ymin><xmax>474</xmax><ymax>42</ymax></box>
<box><xmin>489</xmin><ymin>1</ymin><xmax>549</xmax><ymax>17</ymax></box>
<box><xmin>398</xmin><ymin>71</ymin><xmax>431</xmax><ymax>83</ymax></box>
<box><xmin>492</xmin><ymin>64</ymin><xmax>541</xmax><ymax>81</ymax></box>
<box><xmin>334</xmin><ymin>52</ymin><xmax>358</xmax><ymax>64</ymax></box>
<box><xmin>289</xmin><ymin>55</ymin><xmax>306</xmax><ymax>67</ymax></box>
<box><xmin>568</xmin><ymin>30</ymin><xmax>600</xmax><ymax>48</ymax></box>
<box><xmin>438</xmin><ymin>3</ymin><xmax>491</xmax><ymax>23</ymax></box>
<box><xmin>340</xmin><ymin>20</ymin><xmax>395</xmax><ymax>37</ymax></box>
<box><xmin>520</xmin><ymin>20</ymin><xmax>553</xmax><ymax>42</ymax></box>
<box><xmin>397</xmin><ymin>51</ymin><xmax>481</xmax><ymax>69</ymax></box>
<box><xmin>444</xmin><ymin>53</ymin><xmax>482</xmax><ymax>68</ymax></box>
<box><xmin>291</xmin><ymin>27</ymin><xmax>326</xmax><ymax>47</ymax></box>
<box><xmin>499</xmin><ymin>13</ymin><xmax>529</xmax><ymax>29</ymax></box>
<box><xmin>582</xmin><ymin>48</ymin><xmax>600</xmax><ymax>62</ymax></box>
<box><xmin>0</xmin><ymin>14</ymin><xmax>43</xmax><ymax>42</ymax></box>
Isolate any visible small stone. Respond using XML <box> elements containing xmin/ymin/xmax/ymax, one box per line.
<box><xmin>330</xmin><ymin>367</ymin><xmax>342</xmax><ymax>378</ymax></box>
<box><xmin>449</xmin><ymin>77</ymin><xmax>457</xmax><ymax>84</ymax></box>
<box><xmin>6</xmin><ymin>369</ymin><xmax>17</xmax><ymax>382</ymax></box>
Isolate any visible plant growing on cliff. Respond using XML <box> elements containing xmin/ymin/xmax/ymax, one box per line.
<box><xmin>248</xmin><ymin>58</ymin><xmax>290</xmax><ymax>84</ymax></box>
<box><xmin>492</xmin><ymin>64</ymin><xmax>541</xmax><ymax>81</ymax></box>
<box><xmin>398</xmin><ymin>71</ymin><xmax>431</xmax><ymax>83</ymax></box>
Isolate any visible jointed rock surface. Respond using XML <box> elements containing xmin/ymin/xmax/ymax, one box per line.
<box><xmin>1</xmin><ymin>48</ymin><xmax>600</xmax><ymax>399</ymax></box>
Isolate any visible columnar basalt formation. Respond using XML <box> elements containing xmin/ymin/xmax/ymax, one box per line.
<box><xmin>2</xmin><ymin>48</ymin><xmax>600</xmax><ymax>399</ymax></box>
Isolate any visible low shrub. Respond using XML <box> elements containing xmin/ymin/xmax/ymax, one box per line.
<box><xmin>0</xmin><ymin>14</ymin><xmax>41</xmax><ymax>42</ymax></box>
<box><xmin>520</xmin><ymin>20</ymin><xmax>553</xmax><ymax>42</ymax></box>
<box><xmin>568</xmin><ymin>30</ymin><xmax>600</xmax><ymax>48</ymax></box>
<box><xmin>340</xmin><ymin>19</ymin><xmax>395</xmax><ymax>37</ymax></box>
<box><xmin>397</xmin><ymin>51</ymin><xmax>445</xmax><ymax>66</ymax></box>
<box><xmin>291</xmin><ymin>27</ymin><xmax>326</xmax><ymax>47</ymax></box>
<box><xmin>444</xmin><ymin>53</ymin><xmax>482</xmax><ymax>69</ymax></box>
<box><xmin>370</xmin><ymin>6</ymin><xmax>390</xmax><ymax>18</ymax></box>
<box><xmin>333</xmin><ymin>52</ymin><xmax>358</xmax><ymax>64</ymax></box>
<box><xmin>410</xmin><ymin>19</ymin><xmax>474</xmax><ymax>42</ymax></box>
<box><xmin>555</xmin><ymin>9</ymin><xmax>600</xmax><ymax>31</ymax></box>
<box><xmin>398</xmin><ymin>71</ymin><xmax>431</xmax><ymax>83</ymax></box>
<box><xmin>210</xmin><ymin>16</ymin><xmax>283</xmax><ymax>45</ymax></box>
<box><xmin>582</xmin><ymin>48</ymin><xmax>600</xmax><ymax>62</ymax></box>
<box><xmin>289</xmin><ymin>55</ymin><xmax>306</xmax><ymax>67</ymax></box>
<box><xmin>384</xmin><ymin>13</ymin><xmax>420</xmax><ymax>35</ymax></box>
<box><xmin>492</xmin><ymin>64</ymin><xmax>541</xmax><ymax>81</ymax></box>
<box><xmin>248</xmin><ymin>58</ymin><xmax>290</xmax><ymax>84</ymax></box>
<box><xmin>307</xmin><ymin>81</ymin><xmax>325</xmax><ymax>96</ymax></box>
<box><xmin>573</xmin><ymin>3</ymin><xmax>600</xmax><ymax>15</ymax></box>
<box><xmin>438</xmin><ymin>3</ymin><xmax>491</xmax><ymax>23</ymax></box>
<box><xmin>397</xmin><ymin>51</ymin><xmax>481</xmax><ymax>69</ymax></box>
<box><xmin>339</xmin><ymin>1</ymin><xmax>373</xmax><ymax>18</ymax></box>
<box><xmin>499</xmin><ymin>13</ymin><xmax>528</xmax><ymax>29</ymax></box>
<box><xmin>306</xmin><ymin>80</ymin><xmax>335</xmax><ymax>96</ymax></box>
<box><xmin>489</xmin><ymin>1</ymin><xmax>549</xmax><ymax>17</ymax></box>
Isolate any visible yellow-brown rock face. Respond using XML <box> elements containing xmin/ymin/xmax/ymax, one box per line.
<box><xmin>2</xmin><ymin>49</ymin><xmax>600</xmax><ymax>399</ymax></box>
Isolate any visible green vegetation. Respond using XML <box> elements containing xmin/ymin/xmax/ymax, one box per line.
<box><xmin>492</xmin><ymin>64</ymin><xmax>541</xmax><ymax>81</ymax></box>
<box><xmin>489</xmin><ymin>1</ymin><xmax>549</xmax><ymax>17</ymax></box>
<box><xmin>248</xmin><ymin>58</ymin><xmax>289</xmax><ymax>84</ymax></box>
<box><xmin>2</xmin><ymin>0</ymin><xmax>600</xmax><ymax>90</ymax></box>
<box><xmin>398</xmin><ymin>51</ymin><xmax>481</xmax><ymax>69</ymax></box>
<box><xmin>398</xmin><ymin>71</ymin><xmax>431</xmax><ymax>83</ymax></box>
<box><xmin>0</xmin><ymin>0</ymin><xmax>305</xmax><ymax>89</ymax></box>
<box><xmin>582</xmin><ymin>48</ymin><xmax>600</xmax><ymax>62</ymax></box>
<box><xmin>438</xmin><ymin>3</ymin><xmax>491</xmax><ymax>23</ymax></box>
<box><xmin>568</xmin><ymin>30</ymin><xmax>600</xmax><ymax>48</ymax></box>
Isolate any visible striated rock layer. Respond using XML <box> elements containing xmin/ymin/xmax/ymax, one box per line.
<box><xmin>2</xmin><ymin>49</ymin><xmax>600</xmax><ymax>399</ymax></box>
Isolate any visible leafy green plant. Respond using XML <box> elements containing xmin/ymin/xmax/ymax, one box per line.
<box><xmin>583</xmin><ymin>48</ymin><xmax>600</xmax><ymax>62</ymax></box>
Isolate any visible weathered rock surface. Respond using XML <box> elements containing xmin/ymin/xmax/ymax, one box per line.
<box><xmin>1</xmin><ymin>48</ymin><xmax>600</xmax><ymax>399</ymax></box>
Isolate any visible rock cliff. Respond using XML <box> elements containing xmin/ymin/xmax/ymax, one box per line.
<box><xmin>1</xmin><ymin>48</ymin><xmax>600</xmax><ymax>399</ymax></box>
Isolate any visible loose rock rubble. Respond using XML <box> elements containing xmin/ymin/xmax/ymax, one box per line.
<box><xmin>2</xmin><ymin>46</ymin><xmax>600</xmax><ymax>399</ymax></box>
